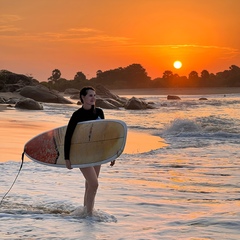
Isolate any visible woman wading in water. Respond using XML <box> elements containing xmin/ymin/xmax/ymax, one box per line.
<box><xmin>64</xmin><ymin>86</ymin><xmax>115</xmax><ymax>215</ymax></box>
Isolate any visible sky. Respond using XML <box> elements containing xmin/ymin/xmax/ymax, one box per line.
<box><xmin>1</xmin><ymin>0</ymin><xmax>240</xmax><ymax>81</ymax></box>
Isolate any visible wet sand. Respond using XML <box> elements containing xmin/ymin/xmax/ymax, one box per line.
<box><xmin>0</xmin><ymin>118</ymin><xmax>60</xmax><ymax>162</ymax></box>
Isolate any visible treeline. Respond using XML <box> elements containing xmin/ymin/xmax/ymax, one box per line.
<box><xmin>40</xmin><ymin>63</ymin><xmax>240</xmax><ymax>91</ymax></box>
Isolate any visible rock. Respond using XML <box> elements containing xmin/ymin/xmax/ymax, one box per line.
<box><xmin>167</xmin><ymin>95</ymin><xmax>181</xmax><ymax>100</ymax></box>
<box><xmin>148</xmin><ymin>101</ymin><xmax>155</xmax><ymax>105</ymax></box>
<box><xmin>95</xmin><ymin>85</ymin><xmax>117</xmax><ymax>99</ymax></box>
<box><xmin>64</xmin><ymin>88</ymin><xmax>80</xmax><ymax>95</ymax></box>
<box><xmin>0</xmin><ymin>96</ymin><xmax>6</xmax><ymax>103</ymax></box>
<box><xmin>95</xmin><ymin>85</ymin><xmax>126</xmax><ymax>104</ymax></box>
<box><xmin>96</xmin><ymin>98</ymin><xmax>119</xmax><ymax>109</ymax></box>
<box><xmin>105</xmin><ymin>98</ymin><xmax>124</xmax><ymax>108</ymax></box>
<box><xmin>125</xmin><ymin>97</ymin><xmax>148</xmax><ymax>110</ymax></box>
<box><xmin>15</xmin><ymin>98</ymin><xmax>43</xmax><ymax>110</ymax></box>
<box><xmin>70</xmin><ymin>93</ymin><xmax>80</xmax><ymax>100</ymax></box>
<box><xmin>6</xmin><ymin>97</ymin><xmax>19</xmax><ymax>104</ymax></box>
<box><xmin>199</xmin><ymin>97</ymin><xmax>208</xmax><ymax>100</ymax></box>
<box><xmin>0</xmin><ymin>70</ymin><xmax>39</xmax><ymax>92</ymax></box>
<box><xmin>4</xmin><ymin>84</ymin><xmax>23</xmax><ymax>92</ymax></box>
<box><xmin>20</xmin><ymin>85</ymin><xmax>72</xmax><ymax>104</ymax></box>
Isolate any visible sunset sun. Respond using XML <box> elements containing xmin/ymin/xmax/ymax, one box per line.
<box><xmin>173</xmin><ymin>61</ymin><xmax>182</xmax><ymax>69</ymax></box>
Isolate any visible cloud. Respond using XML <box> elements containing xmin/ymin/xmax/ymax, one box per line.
<box><xmin>143</xmin><ymin>44</ymin><xmax>238</xmax><ymax>51</ymax></box>
<box><xmin>169</xmin><ymin>44</ymin><xmax>240</xmax><ymax>58</ymax></box>
<box><xmin>0</xmin><ymin>15</ymin><xmax>22</xmax><ymax>33</ymax></box>
<box><xmin>68</xmin><ymin>28</ymin><xmax>101</xmax><ymax>33</ymax></box>
<box><xmin>19</xmin><ymin>28</ymin><xmax>132</xmax><ymax>44</ymax></box>
<box><xmin>0</xmin><ymin>25</ymin><xmax>21</xmax><ymax>32</ymax></box>
<box><xmin>0</xmin><ymin>21</ymin><xmax>131</xmax><ymax>45</ymax></box>
<box><xmin>0</xmin><ymin>14</ymin><xmax>22</xmax><ymax>23</ymax></box>
<box><xmin>128</xmin><ymin>43</ymin><xmax>240</xmax><ymax>56</ymax></box>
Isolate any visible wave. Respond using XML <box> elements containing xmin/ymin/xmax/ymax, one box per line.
<box><xmin>157</xmin><ymin>98</ymin><xmax>240</xmax><ymax>110</ymax></box>
<box><xmin>0</xmin><ymin>201</ymin><xmax>117</xmax><ymax>223</ymax></box>
<box><xmin>162</xmin><ymin>117</ymin><xmax>240</xmax><ymax>135</ymax></box>
<box><xmin>159</xmin><ymin>118</ymin><xmax>240</xmax><ymax>149</ymax></box>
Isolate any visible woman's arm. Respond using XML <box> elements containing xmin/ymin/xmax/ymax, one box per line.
<box><xmin>64</xmin><ymin>111</ymin><xmax>79</xmax><ymax>164</ymax></box>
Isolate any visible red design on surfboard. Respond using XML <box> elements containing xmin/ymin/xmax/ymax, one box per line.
<box><xmin>24</xmin><ymin>130</ymin><xmax>59</xmax><ymax>164</ymax></box>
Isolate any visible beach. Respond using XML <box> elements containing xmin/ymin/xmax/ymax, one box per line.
<box><xmin>1</xmin><ymin>88</ymin><xmax>240</xmax><ymax>239</ymax></box>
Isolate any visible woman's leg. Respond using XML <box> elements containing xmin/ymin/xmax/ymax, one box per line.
<box><xmin>80</xmin><ymin>165</ymin><xmax>101</xmax><ymax>215</ymax></box>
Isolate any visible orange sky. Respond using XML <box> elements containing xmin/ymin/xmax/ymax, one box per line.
<box><xmin>1</xmin><ymin>0</ymin><xmax>240</xmax><ymax>81</ymax></box>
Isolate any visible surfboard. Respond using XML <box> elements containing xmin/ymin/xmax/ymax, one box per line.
<box><xmin>24</xmin><ymin>119</ymin><xmax>127</xmax><ymax>168</ymax></box>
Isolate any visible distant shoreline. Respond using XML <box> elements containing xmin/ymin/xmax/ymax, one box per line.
<box><xmin>111</xmin><ymin>87</ymin><xmax>240</xmax><ymax>96</ymax></box>
<box><xmin>1</xmin><ymin>88</ymin><xmax>240</xmax><ymax>104</ymax></box>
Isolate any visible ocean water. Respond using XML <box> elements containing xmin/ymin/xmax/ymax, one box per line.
<box><xmin>1</xmin><ymin>92</ymin><xmax>240</xmax><ymax>240</ymax></box>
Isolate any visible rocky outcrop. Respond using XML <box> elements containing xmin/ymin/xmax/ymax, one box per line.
<box><xmin>70</xmin><ymin>93</ymin><xmax>80</xmax><ymax>100</ymax></box>
<box><xmin>20</xmin><ymin>85</ymin><xmax>72</xmax><ymax>104</ymax></box>
<box><xmin>167</xmin><ymin>95</ymin><xmax>181</xmax><ymax>100</ymax></box>
<box><xmin>125</xmin><ymin>97</ymin><xmax>148</xmax><ymax>110</ymax></box>
<box><xmin>96</xmin><ymin>98</ymin><xmax>119</xmax><ymax>109</ymax></box>
<box><xmin>15</xmin><ymin>98</ymin><xmax>43</xmax><ymax>110</ymax></box>
<box><xmin>0</xmin><ymin>70</ymin><xmax>38</xmax><ymax>92</ymax></box>
<box><xmin>64</xmin><ymin>88</ymin><xmax>80</xmax><ymax>95</ymax></box>
<box><xmin>104</xmin><ymin>98</ymin><xmax>124</xmax><ymax>108</ymax></box>
<box><xmin>0</xmin><ymin>96</ymin><xmax>6</xmax><ymax>104</ymax></box>
<box><xmin>0</xmin><ymin>95</ymin><xmax>21</xmax><ymax>104</ymax></box>
<box><xmin>0</xmin><ymin>70</ymin><xmax>157</xmax><ymax>110</ymax></box>
<box><xmin>96</xmin><ymin>85</ymin><xmax>118</xmax><ymax>99</ymax></box>
<box><xmin>199</xmin><ymin>97</ymin><xmax>208</xmax><ymax>100</ymax></box>
<box><xmin>96</xmin><ymin>85</ymin><xmax>126</xmax><ymax>104</ymax></box>
<box><xmin>95</xmin><ymin>85</ymin><xmax>155</xmax><ymax>110</ymax></box>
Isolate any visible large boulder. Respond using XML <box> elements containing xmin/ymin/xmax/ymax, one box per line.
<box><xmin>64</xmin><ymin>88</ymin><xmax>80</xmax><ymax>95</ymax></box>
<box><xmin>167</xmin><ymin>95</ymin><xmax>181</xmax><ymax>100</ymax></box>
<box><xmin>70</xmin><ymin>93</ymin><xmax>80</xmax><ymax>100</ymax></box>
<box><xmin>95</xmin><ymin>85</ymin><xmax>118</xmax><ymax>99</ymax></box>
<box><xmin>15</xmin><ymin>98</ymin><xmax>43</xmax><ymax>110</ymax></box>
<box><xmin>20</xmin><ymin>85</ymin><xmax>72</xmax><ymax>104</ymax></box>
<box><xmin>105</xmin><ymin>98</ymin><xmax>124</xmax><ymax>108</ymax></box>
<box><xmin>0</xmin><ymin>96</ymin><xmax>6</xmax><ymax>103</ymax></box>
<box><xmin>95</xmin><ymin>85</ymin><xmax>126</xmax><ymax>104</ymax></box>
<box><xmin>96</xmin><ymin>98</ymin><xmax>119</xmax><ymax>109</ymax></box>
<box><xmin>125</xmin><ymin>97</ymin><xmax>148</xmax><ymax>110</ymax></box>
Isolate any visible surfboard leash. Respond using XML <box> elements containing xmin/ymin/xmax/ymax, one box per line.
<box><xmin>0</xmin><ymin>151</ymin><xmax>25</xmax><ymax>206</ymax></box>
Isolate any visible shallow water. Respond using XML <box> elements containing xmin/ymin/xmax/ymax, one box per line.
<box><xmin>1</xmin><ymin>92</ymin><xmax>240</xmax><ymax>239</ymax></box>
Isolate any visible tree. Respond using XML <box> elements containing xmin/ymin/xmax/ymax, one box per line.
<box><xmin>48</xmin><ymin>69</ymin><xmax>61</xmax><ymax>83</ymax></box>
<box><xmin>74</xmin><ymin>71</ymin><xmax>86</xmax><ymax>81</ymax></box>
<box><xmin>188</xmin><ymin>71</ymin><xmax>199</xmax><ymax>81</ymax></box>
<box><xmin>201</xmin><ymin>70</ymin><xmax>210</xmax><ymax>79</ymax></box>
<box><xmin>162</xmin><ymin>70</ymin><xmax>173</xmax><ymax>79</ymax></box>
<box><xmin>124</xmin><ymin>64</ymin><xmax>150</xmax><ymax>87</ymax></box>
<box><xmin>96</xmin><ymin>70</ymin><xmax>103</xmax><ymax>78</ymax></box>
<box><xmin>90</xmin><ymin>64</ymin><xmax>150</xmax><ymax>88</ymax></box>
<box><xmin>228</xmin><ymin>65</ymin><xmax>240</xmax><ymax>86</ymax></box>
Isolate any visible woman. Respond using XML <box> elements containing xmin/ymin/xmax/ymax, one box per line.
<box><xmin>64</xmin><ymin>86</ymin><xmax>114</xmax><ymax>216</ymax></box>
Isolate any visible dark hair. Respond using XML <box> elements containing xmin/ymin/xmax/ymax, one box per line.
<box><xmin>79</xmin><ymin>86</ymin><xmax>95</xmax><ymax>104</ymax></box>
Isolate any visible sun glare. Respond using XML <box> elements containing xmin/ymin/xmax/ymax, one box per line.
<box><xmin>173</xmin><ymin>61</ymin><xmax>182</xmax><ymax>69</ymax></box>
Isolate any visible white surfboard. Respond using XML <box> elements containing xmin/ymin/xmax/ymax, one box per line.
<box><xmin>24</xmin><ymin>119</ymin><xmax>127</xmax><ymax>168</ymax></box>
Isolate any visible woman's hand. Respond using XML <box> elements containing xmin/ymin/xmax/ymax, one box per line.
<box><xmin>110</xmin><ymin>160</ymin><xmax>115</xmax><ymax>167</ymax></box>
<box><xmin>65</xmin><ymin>159</ymin><xmax>73</xmax><ymax>169</ymax></box>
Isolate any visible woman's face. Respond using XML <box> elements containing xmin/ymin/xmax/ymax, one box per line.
<box><xmin>82</xmin><ymin>89</ymin><xmax>96</xmax><ymax>106</ymax></box>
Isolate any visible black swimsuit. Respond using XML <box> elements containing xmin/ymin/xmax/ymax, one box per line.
<box><xmin>64</xmin><ymin>107</ymin><xmax>104</xmax><ymax>160</ymax></box>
